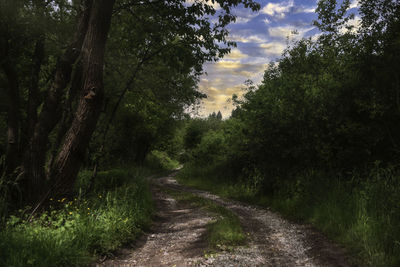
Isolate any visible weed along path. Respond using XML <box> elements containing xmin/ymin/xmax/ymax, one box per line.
<box><xmin>98</xmin><ymin>172</ymin><xmax>352</xmax><ymax>267</ymax></box>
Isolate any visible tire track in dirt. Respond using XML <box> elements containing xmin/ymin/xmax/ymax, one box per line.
<box><xmin>97</xmin><ymin>185</ymin><xmax>213</xmax><ymax>267</ymax></box>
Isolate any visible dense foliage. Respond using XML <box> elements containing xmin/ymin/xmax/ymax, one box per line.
<box><xmin>0</xmin><ymin>0</ymin><xmax>259</xmax><ymax>208</ymax></box>
<box><xmin>178</xmin><ymin>0</ymin><xmax>400</xmax><ymax>265</ymax></box>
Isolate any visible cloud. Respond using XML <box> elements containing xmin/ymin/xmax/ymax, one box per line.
<box><xmin>199</xmin><ymin>73</ymin><xmax>237</xmax><ymax>89</ymax></box>
<box><xmin>236</xmin><ymin>70</ymin><xmax>254</xmax><ymax>77</ymax></box>
<box><xmin>227</xmin><ymin>34</ymin><xmax>267</xmax><ymax>43</ymax></box>
<box><xmin>261</xmin><ymin>0</ymin><xmax>294</xmax><ymax>19</ymax></box>
<box><xmin>224</xmin><ymin>48</ymin><xmax>248</xmax><ymax>60</ymax></box>
<box><xmin>311</xmin><ymin>32</ymin><xmax>323</xmax><ymax>42</ymax></box>
<box><xmin>232</xmin><ymin>6</ymin><xmax>260</xmax><ymax>24</ymax></box>
<box><xmin>260</xmin><ymin>42</ymin><xmax>287</xmax><ymax>55</ymax></box>
<box><xmin>264</xmin><ymin>18</ymin><xmax>271</xmax><ymax>25</ymax></box>
<box><xmin>291</xmin><ymin>4</ymin><xmax>317</xmax><ymax>14</ymax></box>
<box><xmin>214</xmin><ymin>60</ymin><xmax>267</xmax><ymax>76</ymax></box>
<box><xmin>340</xmin><ymin>15</ymin><xmax>361</xmax><ymax>34</ymax></box>
<box><xmin>268</xmin><ymin>25</ymin><xmax>314</xmax><ymax>40</ymax></box>
<box><xmin>268</xmin><ymin>26</ymin><xmax>293</xmax><ymax>39</ymax></box>
<box><xmin>260</xmin><ymin>0</ymin><xmax>316</xmax><ymax>22</ymax></box>
<box><xmin>235</xmin><ymin>17</ymin><xmax>251</xmax><ymax>24</ymax></box>
<box><xmin>186</xmin><ymin>0</ymin><xmax>220</xmax><ymax>10</ymax></box>
<box><xmin>199</xmin><ymin>83</ymin><xmax>246</xmax><ymax>118</ymax></box>
<box><xmin>202</xmin><ymin>59</ymin><xmax>267</xmax><ymax>84</ymax></box>
<box><xmin>298</xmin><ymin>6</ymin><xmax>316</xmax><ymax>13</ymax></box>
<box><xmin>350</xmin><ymin>0</ymin><xmax>359</xmax><ymax>9</ymax></box>
<box><xmin>215</xmin><ymin>60</ymin><xmax>243</xmax><ymax>70</ymax></box>
<box><xmin>227</xmin><ymin>35</ymin><xmax>248</xmax><ymax>43</ymax></box>
<box><xmin>198</xmin><ymin>60</ymin><xmax>268</xmax><ymax>118</ymax></box>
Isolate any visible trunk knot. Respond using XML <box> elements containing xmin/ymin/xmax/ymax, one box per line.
<box><xmin>84</xmin><ymin>88</ymin><xmax>96</xmax><ymax>100</ymax></box>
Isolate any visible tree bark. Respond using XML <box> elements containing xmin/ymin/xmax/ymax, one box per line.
<box><xmin>22</xmin><ymin>0</ymin><xmax>93</xmax><ymax>200</ymax></box>
<box><xmin>49</xmin><ymin>0</ymin><xmax>115</xmax><ymax>196</ymax></box>
<box><xmin>47</xmin><ymin>62</ymin><xmax>84</xmax><ymax>176</ymax></box>
<box><xmin>23</xmin><ymin>37</ymin><xmax>44</xmax><ymax>149</ymax></box>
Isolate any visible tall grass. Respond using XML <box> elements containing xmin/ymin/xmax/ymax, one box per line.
<box><xmin>0</xmin><ymin>167</ymin><xmax>153</xmax><ymax>267</ymax></box>
<box><xmin>177</xmin><ymin>164</ymin><xmax>400</xmax><ymax>266</ymax></box>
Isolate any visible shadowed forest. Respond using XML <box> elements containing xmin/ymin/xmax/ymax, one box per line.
<box><xmin>1</xmin><ymin>0</ymin><xmax>400</xmax><ymax>266</ymax></box>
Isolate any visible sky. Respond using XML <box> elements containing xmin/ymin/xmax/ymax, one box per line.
<box><xmin>196</xmin><ymin>0</ymin><xmax>359</xmax><ymax>118</ymax></box>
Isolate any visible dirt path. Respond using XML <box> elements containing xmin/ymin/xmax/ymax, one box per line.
<box><xmin>98</xmin><ymin>173</ymin><xmax>353</xmax><ymax>267</ymax></box>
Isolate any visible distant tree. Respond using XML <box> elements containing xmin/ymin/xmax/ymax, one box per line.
<box><xmin>184</xmin><ymin>119</ymin><xmax>207</xmax><ymax>150</ymax></box>
<box><xmin>216</xmin><ymin>111</ymin><xmax>223</xmax><ymax>120</ymax></box>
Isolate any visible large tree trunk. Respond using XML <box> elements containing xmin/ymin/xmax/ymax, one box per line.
<box><xmin>22</xmin><ymin>0</ymin><xmax>93</xmax><ymax>201</ymax></box>
<box><xmin>23</xmin><ymin>37</ymin><xmax>44</xmax><ymax>149</ymax></box>
<box><xmin>46</xmin><ymin>62</ymin><xmax>84</xmax><ymax>176</ymax></box>
<box><xmin>49</xmin><ymin>0</ymin><xmax>115</xmax><ymax>196</ymax></box>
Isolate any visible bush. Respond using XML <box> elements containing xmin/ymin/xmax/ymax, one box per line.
<box><xmin>191</xmin><ymin>130</ymin><xmax>227</xmax><ymax>165</ymax></box>
<box><xmin>145</xmin><ymin>150</ymin><xmax>179</xmax><ymax>171</ymax></box>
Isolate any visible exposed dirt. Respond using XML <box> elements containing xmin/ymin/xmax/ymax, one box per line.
<box><xmin>97</xmin><ymin>172</ymin><xmax>354</xmax><ymax>267</ymax></box>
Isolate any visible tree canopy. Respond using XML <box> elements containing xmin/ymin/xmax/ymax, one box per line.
<box><xmin>0</xmin><ymin>0</ymin><xmax>259</xmax><ymax>206</ymax></box>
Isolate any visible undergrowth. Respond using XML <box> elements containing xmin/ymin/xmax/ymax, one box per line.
<box><xmin>0</xmin><ymin>167</ymin><xmax>153</xmax><ymax>267</ymax></box>
<box><xmin>177</xmin><ymin>163</ymin><xmax>400</xmax><ymax>267</ymax></box>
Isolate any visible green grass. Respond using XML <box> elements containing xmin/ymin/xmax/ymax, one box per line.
<box><xmin>206</xmin><ymin>205</ymin><xmax>245</xmax><ymax>250</ymax></box>
<box><xmin>177</xmin><ymin>164</ymin><xmax>400</xmax><ymax>267</ymax></box>
<box><xmin>160</xmin><ymin>187</ymin><xmax>245</xmax><ymax>251</ymax></box>
<box><xmin>0</xmin><ymin>167</ymin><xmax>154</xmax><ymax>267</ymax></box>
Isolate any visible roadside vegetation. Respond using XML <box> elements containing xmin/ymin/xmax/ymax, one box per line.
<box><xmin>0</xmin><ymin>167</ymin><xmax>153</xmax><ymax>267</ymax></box>
<box><xmin>178</xmin><ymin>164</ymin><xmax>400</xmax><ymax>266</ymax></box>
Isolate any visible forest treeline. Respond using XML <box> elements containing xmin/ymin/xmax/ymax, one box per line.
<box><xmin>178</xmin><ymin>0</ymin><xmax>400</xmax><ymax>266</ymax></box>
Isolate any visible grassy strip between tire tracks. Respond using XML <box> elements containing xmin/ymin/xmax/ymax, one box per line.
<box><xmin>159</xmin><ymin>186</ymin><xmax>246</xmax><ymax>252</ymax></box>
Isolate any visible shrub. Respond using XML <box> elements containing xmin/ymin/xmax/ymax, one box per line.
<box><xmin>145</xmin><ymin>150</ymin><xmax>179</xmax><ymax>171</ymax></box>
